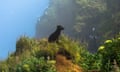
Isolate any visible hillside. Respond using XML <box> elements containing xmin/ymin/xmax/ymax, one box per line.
<box><xmin>0</xmin><ymin>35</ymin><xmax>86</xmax><ymax>72</ymax></box>
<box><xmin>36</xmin><ymin>0</ymin><xmax>120</xmax><ymax>53</ymax></box>
<box><xmin>0</xmin><ymin>34</ymin><xmax>120</xmax><ymax>72</ymax></box>
<box><xmin>1</xmin><ymin>0</ymin><xmax>120</xmax><ymax>72</ymax></box>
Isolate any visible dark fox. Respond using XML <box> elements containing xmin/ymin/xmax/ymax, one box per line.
<box><xmin>48</xmin><ymin>25</ymin><xmax>64</xmax><ymax>42</ymax></box>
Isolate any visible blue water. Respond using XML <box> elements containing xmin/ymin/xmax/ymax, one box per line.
<box><xmin>0</xmin><ymin>0</ymin><xmax>49</xmax><ymax>60</ymax></box>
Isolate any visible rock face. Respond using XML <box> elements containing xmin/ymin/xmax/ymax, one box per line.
<box><xmin>55</xmin><ymin>54</ymin><xmax>83</xmax><ymax>72</ymax></box>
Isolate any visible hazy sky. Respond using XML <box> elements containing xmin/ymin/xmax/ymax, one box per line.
<box><xmin>0</xmin><ymin>0</ymin><xmax>49</xmax><ymax>60</ymax></box>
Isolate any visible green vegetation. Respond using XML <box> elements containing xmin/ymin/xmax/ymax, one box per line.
<box><xmin>98</xmin><ymin>34</ymin><xmax>120</xmax><ymax>71</ymax></box>
<box><xmin>0</xmin><ymin>34</ymin><xmax>120</xmax><ymax>71</ymax></box>
<box><xmin>0</xmin><ymin>36</ymin><xmax>57</xmax><ymax>72</ymax></box>
<box><xmin>0</xmin><ymin>35</ymin><xmax>87</xmax><ymax>72</ymax></box>
<box><xmin>1</xmin><ymin>0</ymin><xmax>120</xmax><ymax>71</ymax></box>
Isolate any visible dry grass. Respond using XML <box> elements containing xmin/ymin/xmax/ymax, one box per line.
<box><xmin>55</xmin><ymin>54</ymin><xmax>83</xmax><ymax>72</ymax></box>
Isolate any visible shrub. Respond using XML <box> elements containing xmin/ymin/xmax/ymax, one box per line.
<box><xmin>98</xmin><ymin>34</ymin><xmax>120</xmax><ymax>71</ymax></box>
<box><xmin>16</xmin><ymin>57</ymin><xmax>56</xmax><ymax>72</ymax></box>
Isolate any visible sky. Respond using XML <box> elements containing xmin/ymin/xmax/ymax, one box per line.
<box><xmin>0</xmin><ymin>0</ymin><xmax>49</xmax><ymax>60</ymax></box>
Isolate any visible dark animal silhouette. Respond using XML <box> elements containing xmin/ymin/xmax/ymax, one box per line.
<box><xmin>48</xmin><ymin>25</ymin><xmax>64</xmax><ymax>42</ymax></box>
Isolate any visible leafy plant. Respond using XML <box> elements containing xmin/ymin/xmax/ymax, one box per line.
<box><xmin>98</xmin><ymin>34</ymin><xmax>120</xmax><ymax>71</ymax></box>
<box><xmin>16</xmin><ymin>57</ymin><xmax>56</xmax><ymax>72</ymax></box>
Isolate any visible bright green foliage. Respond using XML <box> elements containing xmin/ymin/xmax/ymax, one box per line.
<box><xmin>16</xmin><ymin>57</ymin><xmax>56</xmax><ymax>72</ymax></box>
<box><xmin>78</xmin><ymin>51</ymin><xmax>102</xmax><ymax>71</ymax></box>
<box><xmin>98</xmin><ymin>34</ymin><xmax>120</xmax><ymax>71</ymax></box>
